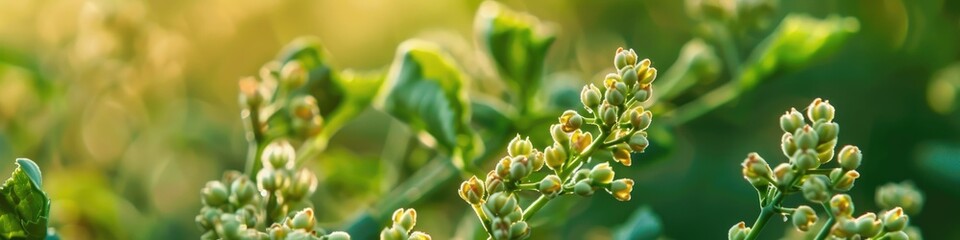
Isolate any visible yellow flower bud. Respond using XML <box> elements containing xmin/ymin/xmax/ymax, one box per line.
<box><xmin>833</xmin><ymin>170</ymin><xmax>860</xmax><ymax>192</ymax></box>
<box><xmin>507</xmin><ymin>135</ymin><xmax>533</xmax><ymax>157</ymax></box>
<box><xmin>571</xmin><ymin>130</ymin><xmax>593</xmax><ymax>155</ymax></box>
<box><xmin>741</xmin><ymin>153</ymin><xmax>773</xmax><ymax>187</ymax></box>
<box><xmin>539</xmin><ymin>175</ymin><xmax>562</xmax><ymax>197</ymax></box>
<box><xmin>589</xmin><ymin>162</ymin><xmax>615</xmax><ymax>184</ymax></box>
<box><xmin>837</xmin><ymin>145</ymin><xmax>862</xmax><ymax>171</ymax></box>
<box><xmin>559</xmin><ymin>110</ymin><xmax>583</xmax><ymax>132</ymax></box>
<box><xmin>882</xmin><ymin>207</ymin><xmax>908</xmax><ymax>232</ymax></box>
<box><xmin>609</xmin><ymin>178</ymin><xmax>634</xmax><ymax>201</ymax></box>
<box><xmin>728</xmin><ymin>221</ymin><xmax>750</xmax><ymax>240</ymax></box>
<box><xmin>544</xmin><ymin>144</ymin><xmax>567</xmax><ymax>171</ymax></box>
<box><xmin>792</xmin><ymin>205</ymin><xmax>818</xmax><ymax>231</ymax></box>
<box><xmin>459</xmin><ymin>176</ymin><xmax>485</xmax><ymax>205</ymax></box>
<box><xmin>391</xmin><ymin>208</ymin><xmax>417</xmax><ymax>232</ymax></box>
<box><xmin>830</xmin><ymin>194</ymin><xmax>855</xmax><ymax>217</ymax></box>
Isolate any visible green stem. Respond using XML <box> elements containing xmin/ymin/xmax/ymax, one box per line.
<box><xmin>521</xmin><ymin>195</ymin><xmax>550</xmax><ymax>220</ymax></box>
<box><xmin>744</xmin><ymin>191</ymin><xmax>784</xmax><ymax>240</ymax></box>
<box><xmin>814</xmin><ymin>202</ymin><xmax>836</xmax><ymax>240</ymax></box>
<box><xmin>472</xmin><ymin>204</ymin><xmax>495</xmax><ymax>237</ymax></box>
<box><xmin>244</xmin><ymin>107</ymin><xmax>266</xmax><ymax>176</ymax></box>
<box><xmin>516</xmin><ymin>182</ymin><xmax>539</xmax><ymax>191</ymax></box>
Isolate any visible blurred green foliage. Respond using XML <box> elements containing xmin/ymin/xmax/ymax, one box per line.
<box><xmin>0</xmin><ymin>0</ymin><xmax>959</xmax><ymax>239</ymax></box>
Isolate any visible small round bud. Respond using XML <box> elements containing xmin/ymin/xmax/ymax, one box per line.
<box><xmin>380</xmin><ymin>226</ymin><xmax>407</xmax><ymax>240</ymax></box>
<box><xmin>327</xmin><ymin>231</ymin><xmax>352</xmax><ymax>240</ymax></box>
<box><xmin>830</xmin><ymin>194</ymin><xmax>855</xmax><ymax>217</ymax></box>
<box><xmin>634</xmin><ymin>85</ymin><xmax>652</xmax><ymax>102</ymax></box>
<box><xmin>628</xmin><ymin>107</ymin><xmax>653</xmax><ymax>131</ymax></box>
<box><xmin>509</xmin><ymin>221</ymin><xmax>531</xmax><ymax>239</ymax></box>
<box><xmin>640</xmin><ymin>67</ymin><xmax>657</xmax><ymax>85</ymax></box>
<box><xmin>837</xmin><ymin>145</ymin><xmax>862</xmax><ymax>171</ymax></box>
<box><xmin>201</xmin><ymin>181</ymin><xmax>229</xmax><ymax>206</ymax></box>
<box><xmin>508</xmin><ymin>156</ymin><xmax>531</xmax><ymax>180</ymax></box>
<box><xmin>559</xmin><ymin>110</ymin><xmax>583</xmax><ymax>132</ymax></box>
<box><xmin>230</xmin><ymin>177</ymin><xmax>258</xmax><ymax>206</ymax></box>
<box><xmin>544</xmin><ymin>144</ymin><xmax>567</xmax><ymax>171</ymax></box>
<box><xmin>216</xmin><ymin>214</ymin><xmax>244</xmax><ymax>239</ymax></box>
<box><xmin>605</xmin><ymin>85</ymin><xmax>626</xmax><ymax>106</ymax></box>
<box><xmin>608</xmin><ymin>178</ymin><xmax>634</xmax><ymax>201</ymax></box>
<box><xmin>741</xmin><ymin>153</ymin><xmax>772</xmax><ymax>187</ymax></box>
<box><xmin>291</xmin><ymin>95</ymin><xmax>320</xmax><ymax>121</ymax></box>
<box><xmin>257</xmin><ymin>169</ymin><xmax>289</xmax><ymax>192</ymax></box>
<box><xmin>772</xmin><ymin>163</ymin><xmax>795</xmax><ymax>189</ymax></box>
<box><xmin>612</xmin><ymin>145</ymin><xmax>632</xmax><ymax>166</ymax></box>
<box><xmin>580</xmin><ymin>84</ymin><xmax>602</xmax><ymax>112</ymax></box>
<box><xmin>288</xmin><ymin>208</ymin><xmax>316</xmax><ymax>230</ymax></box>
<box><xmin>854</xmin><ymin>212</ymin><xmax>882</xmax><ymax>237</ymax></box>
<box><xmin>801</xmin><ymin>175</ymin><xmax>831</xmax><ymax>203</ymax></box>
<box><xmin>836</xmin><ymin>217</ymin><xmax>859</xmax><ymax>238</ymax></box>
<box><xmin>728</xmin><ymin>221</ymin><xmax>750</xmax><ymax>240</ymax></box>
<box><xmin>550</xmin><ymin>124</ymin><xmax>570</xmax><ymax>149</ymax></box>
<box><xmin>882</xmin><ymin>207</ymin><xmax>909</xmax><ymax>232</ymax></box>
<box><xmin>538</xmin><ymin>175</ymin><xmax>562</xmax><ymax>197</ymax></box>
<box><xmin>589</xmin><ymin>162</ymin><xmax>615</xmax><ymax>184</ymax></box>
<box><xmin>283</xmin><ymin>168</ymin><xmax>318</xmax><ymax>200</ymax></box>
<box><xmin>833</xmin><ymin>170</ymin><xmax>860</xmax><ymax>192</ymax></box>
<box><xmin>807</xmin><ymin>98</ymin><xmax>835</xmax><ymax>123</ymax></box>
<box><xmin>572</xmin><ymin>169</ymin><xmax>591</xmax><ymax>183</ymax></box>
<box><xmin>625</xmin><ymin>49</ymin><xmax>639</xmax><ymax>66</ymax></box>
<box><xmin>484</xmin><ymin>192</ymin><xmax>518</xmax><ymax>217</ymax></box>
<box><xmin>781</xmin><ymin>133</ymin><xmax>798</xmax><ymax>158</ymax></box>
<box><xmin>570</xmin><ymin>130</ymin><xmax>593</xmax><ymax>155</ymax></box>
<box><xmin>792</xmin><ymin>149</ymin><xmax>820</xmax><ymax>170</ymax></box>
<box><xmin>794</xmin><ymin>125</ymin><xmax>819</xmax><ymax>150</ymax></box>
<box><xmin>814</xmin><ymin>121</ymin><xmax>839</xmax><ymax>144</ymax></box>
<box><xmin>620</xmin><ymin>65</ymin><xmax>639</xmax><ymax>86</ymax></box>
<box><xmin>614</xmin><ymin>47</ymin><xmax>628</xmax><ymax>70</ymax></box>
<box><xmin>792</xmin><ymin>205</ymin><xmax>818</xmax><ymax>231</ymax></box>
<box><xmin>887</xmin><ymin>231</ymin><xmax>910</xmax><ymax>240</ymax></box>
<box><xmin>262</xmin><ymin>140</ymin><xmax>296</xmax><ymax>170</ymax></box>
<box><xmin>238</xmin><ymin>77</ymin><xmax>265</xmax><ymax>107</ymax></box>
<box><xmin>600</xmin><ymin>103</ymin><xmax>619</xmax><ymax>126</ymax></box>
<box><xmin>459</xmin><ymin>176</ymin><xmax>485</xmax><ymax>205</ymax></box>
<box><xmin>574</xmin><ymin>179</ymin><xmax>595</xmax><ymax>196</ymax></box>
<box><xmin>628</xmin><ymin>132</ymin><xmax>649</xmax><ymax>152</ymax></box>
<box><xmin>876</xmin><ymin>181</ymin><xmax>924</xmax><ymax>215</ymax></box>
<box><xmin>780</xmin><ymin>108</ymin><xmax>805</xmax><ymax>133</ymax></box>
<box><xmin>280</xmin><ymin>60</ymin><xmax>307</xmax><ymax>90</ymax></box>
<box><xmin>485</xmin><ymin>171</ymin><xmax>505</xmax><ymax>194</ymax></box>
<box><xmin>392</xmin><ymin>208</ymin><xmax>417</xmax><ymax>232</ymax></box>
<box><xmin>507</xmin><ymin>135</ymin><xmax>533</xmax><ymax>157</ymax></box>
<box><xmin>528</xmin><ymin>150</ymin><xmax>544</xmax><ymax>172</ymax></box>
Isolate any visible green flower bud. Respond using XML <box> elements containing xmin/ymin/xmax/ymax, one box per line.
<box><xmin>257</xmin><ymin>168</ymin><xmax>289</xmax><ymax>192</ymax></box>
<box><xmin>614</xmin><ymin>47</ymin><xmax>629</xmax><ymax>70</ymax></box>
<box><xmin>197</xmin><ymin>207</ymin><xmax>222</xmax><ymax>230</ymax></box>
<box><xmin>837</xmin><ymin>145</ymin><xmax>862</xmax><ymax>171</ymax></box>
<box><xmin>288</xmin><ymin>208</ymin><xmax>316</xmax><ymax>231</ymax></box>
<box><xmin>802</xmin><ymin>175</ymin><xmax>831</xmax><ymax>203</ymax></box>
<box><xmin>280</xmin><ymin>60</ymin><xmax>307</xmax><ymax>90</ymax></box>
<box><xmin>640</xmin><ymin>66</ymin><xmax>657</xmax><ymax>85</ymax></box>
<box><xmin>284</xmin><ymin>168</ymin><xmax>318</xmax><ymax>200</ymax></box>
<box><xmin>539</xmin><ymin>175</ymin><xmax>562</xmax><ymax>197</ymax></box>
<box><xmin>833</xmin><ymin>170</ymin><xmax>859</xmax><ymax>192</ymax></box>
<box><xmin>380</xmin><ymin>226</ymin><xmax>407</xmax><ymax>240</ymax></box>
<box><xmin>600</xmin><ymin>103</ymin><xmax>619</xmax><ymax>127</ymax></box>
<box><xmin>580</xmin><ymin>84</ymin><xmax>602</xmax><ymax>112</ymax></box>
<box><xmin>572</xmin><ymin>169</ymin><xmax>591</xmax><ymax>183</ymax></box>
<box><xmin>772</xmin><ymin>163</ymin><xmax>795</xmax><ymax>189</ymax></box>
<box><xmin>201</xmin><ymin>181</ymin><xmax>229</xmax><ymax>207</ymax></box>
<box><xmin>238</xmin><ymin>77</ymin><xmax>265</xmax><ymax>108</ymax></box>
<box><xmin>835</xmin><ymin>217</ymin><xmax>858</xmax><ymax>238</ymax></box>
<box><xmin>495</xmin><ymin>157</ymin><xmax>511</xmax><ymax>178</ymax></box>
<box><xmin>589</xmin><ymin>162</ymin><xmax>615</xmax><ymax>184</ymax></box>
<box><xmin>544</xmin><ymin>144</ymin><xmax>567</xmax><ymax>171</ymax></box>
<box><xmin>485</xmin><ymin>170</ymin><xmax>505</xmax><ymax>194</ymax></box>
<box><xmin>559</xmin><ymin>110</ymin><xmax>583</xmax><ymax>132</ymax></box>
<box><xmin>613</xmin><ymin>145</ymin><xmax>633</xmax><ymax>166</ymax></box>
<box><xmin>459</xmin><ymin>176</ymin><xmax>485</xmax><ymax>205</ymax></box>
<box><xmin>392</xmin><ymin>208</ymin><xmax>417</xmax><ymax>232</ymax></box>
<box><xmin>230</xmin><ymin>177</ymin><xmax>258</xmax><ymax>206</ymax></box>
<box><xmin>550</xmin><ymin>124</ymin><xmax>571</xmax><ymax>149</ymax></box>
<box><xmin>235</xmin><ymin>207</ymin><xmax>258</xmax><ymax>228</ymax></box>
<box><xmin>484</xmin><ymin>192</ymin><xmax>518</xmax><ymax>218</ymax></box>
<box><xmin>509</xmin><ymin>221</ymin><xmax>530</xmax><ymax>239</ymax></box>
<box><xmin>628</xmin><ymin>132</ymin><xmax>650</xmax><ymax>153</ymax></box>
<box><xmin>876</xmin><ymin>181</ymin><xmax>924</xmax><ymax>215</ymax></box>
<box><xmin>830</xmin><ymin>194</ymin><xmax>855</xmax><ymax>217</ymax></box>
<box><xmin>728</xmin><ymin>221</ymin><xmax>750</xmax><ymax>240</ymax></box>
<box><xmin>887</xmin><ymin>231</ymin><xmax>910</xmax><ymax>240</ymax></box>
<box><xmin>807</xmin><ymin>98</ymin><xmax>835</xmax><ymax>123</ymax></box>
<box><xmin>816</xmin><ymin>140</ymin><xmax>836</xmax><ymax>164</ymax></box>
<box><xmin>216</xmin><ymin>214</ymin><xmax>244</xmax><ymax>240</ymax></box>
<box><xmin>627</xmin><ymin>107</ymin><xmax>653</xmax><ymax>131</ymax></box>
<box><xmin>741</xmin><ymin>153</ymin><xmax>773</xmax><ymax>187</ymax></box>
<box><xmin>327</xmin><ymin>231</ymin><xmax>352</xmax><ymax>240</ymax></box>
<box><xmin>291</xmin><ymin>95</ymin><xmax>320</xmax><ymax>121</ymax></box>
<box><xmin>634</xmin><ymin>84</ymin><xmax>652</xmax><ymax>102</ymax></box>
<box><xmin>570</xmin><ymin>130</ymin><xmax>593</xmax><ymax>155</ymax></box>
<box><xmin>781</xmin><ymin>133</ymin><xmax>798</xmax><ymax>158</ymax></box>
<box><xmin>620</xmin><ymin>65</ymin><xmax>639</xmax><ymax>86</ymax></box>
<box><xmin>780</xmin><ymin>108</ymin><xmax>805</xmax><ymax>133</ymax></box>
<box><xmin>262</xmin><ymin>140</ymin><xmax>296</xmax><ymax>170</ymax></box>
<box><xmin>609</xmin><ymin>178</ymin><xmax>634</xmax><ymax>201</ymax></box>
<box><xmin>792</xmin><ymin>149</ymin><xmax>820</xmax><ymax>170</ymax></box>
<box><xmin>792</xmin><ymin>205</ymin><xmax>818</xmax><ymax>231</ymax></box>
<box><xmin>882</xmin><ymin>207</ymin><xmax>909</xmax><ymax>232</ymax></box>
<box><xmin>529</xmin><ymin>149</ymin><xmax>545</xmax><ymax>171</ymax></box>
<box><xmin>605</xmin><ymin>73</ymin><xmax>621</xmax><ymax>83</ymax></box>
<box><xmin>490</xmin><ymin>218</ymin><xmax>510</xmax><ymax>240</ymax></box>
<box><xmin>508</xmin><ymin>156</ymin><xmax>531</xmax><ymax>180</ymax></box>
<box><xmin>507</xmin><ymin>135</ymin><xmax>533</xmax><ymax>157</ymax></box>
<box><xmin>794</xmin><ymin>125</ymin><xmax>819</xmax><ymax>150</ymax></box>
<box><xmin>854</xmin><ymin>212</ymin><xmax>882</xmax><ymax>237</ymax></box>
<box><xmin>814</xmin><ymin>121</ymin><xmax>839</xmax><ymax>144</ymax></box>
<box><xmin>574</xmin><ymin>179</ymin><xmax>595</xmax><ymax>196</ymax></box>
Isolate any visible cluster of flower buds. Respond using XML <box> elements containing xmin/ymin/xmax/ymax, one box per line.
<box><xmin>379</xmin><ymin>208</ymin><xmax>432</xmax><ymax>240</ymax></box>
<box><xmin>239</xmin><ymin>58</ymin><xmax>325</xmax><ymax>145</ymax></box>
<box><xmin>257</xmin><ymin>140</ymin><xmax>320</xmax><ymax>222</ymax></box>
<box><xmin>266</xmin><ymin>208</ymin><xmax>351</xmax><ymax>240</ymax></box>
<box><xmin>481</xmin><ymin>192</ymin><xmax>530</xmax><ymax>240</ymax></box>
<box><xmin>876</xmin><ymin>181</ymin><xmax>925</xmax><ymax>215</ymax></box>
<box><xmin>826</xmin><ymin>194</ymin><xmax>916</xmax><ymax>239</ymax></box>
<box><xmin>567</xmin><ymin>163</ymin><xmax>634</xmax><ymax>201</ymax></box>
<box><xmin>197</xmin><ymin>171</ymin><xmax>264</xmax><ymax>239</ymax></box>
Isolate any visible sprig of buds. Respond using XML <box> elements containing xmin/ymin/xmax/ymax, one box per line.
<box><xmin>380</xmin><ymin>208</ymin><xmax>433</xmax><ymax>240</ymax></box>
<box><xmin>458</xmin><ymin>47</ymin><xmax>657</xmax><ymax>239</ymax></box>
<box><xmin>731</xmin><ymin>99</ymin><xmax>922</xmax><ymax>240</ymax></box>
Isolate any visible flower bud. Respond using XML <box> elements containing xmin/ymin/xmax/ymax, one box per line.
<box><xmin>780</xmin><ymin>108</ymin><xmax>805</xmax><ymax>133</ymax></box>
<box><xmin>640</xmin><ymin>67</ymin><xmax>657</xmax><ymax>85</ymax></box>
<box><xmin>807</xmin><ymin>98</ymin><xmax>836</xmax><ymax>123</ymax></box>
<box><xmin>816</xmin><ymin>141</ymin><xmax>836</xmax><ymax>164</ymax></box>
<box><xmin>291</xmin><ymin>95</ymin><xmax>320</xmax><ymax>121</ymax></box>
<box><xmin>288</xmin><ymin>208</ymin><xmax>316</xmax><ymax>230</ymax></box>
<box><xmin>613</xmin><ymin>145</ymin><xmax>633</xmax><ymax>166</ymax></box>
<box><xmin>882</xmin><ymin>207</ymin><xmax>908</xmax><ymax>232</ymax></box>
<box><xmin>507</xmin><ymin>135</ymin><xmax>533</xmax><ymax>157</ymax></box>
<box><xmin>380</xmin><ymin>226</ymin><xmax>407</xmax><ymax>240</ymax></box>
<box><xmin>741</xmin><ymin>153</ymin><xmax>772</xmax><ymax>187</ymax></box>
<box><xmin>634</xmin><ymin>84</ymin><xmax>652</xmax><ymax>102</ymax></box>
<box><xmin>235</xmin><ymin>207</ymin><xmax>258</xmax><ymax>227</ymax></box>
<box><xmin>539</xmin><ymin>175</ymin><xmax>562</xmax><ymax>197</ymax></box>
<box><xmin>581</xmin><ymin>84</ymin><xmax>602</xmax><ymax>111</ymax></box>
<box><xmin>284</xmin><ymin>168</ymin><xmax>319</xmax><ymax>200</ymax></box>
<box><xmin>600</xmin><ymin>103</ymin><xmax>619</xmax><ymax>126</ymax></box>
<box><xmin>230</xmin><ymin>178</ymin><xmax>258</xmax><ymax>206</ymax></box>
<box><xmin>830</xmin><ymin>194</ymin><xmax>855</xmax><ymax>217</ymax></box>
<box><xmin>262</xmin><ymin>140</ymin><xmax>296</xmax><ymax>170</ymax></box>
<box><xmin>216</xmin><ymin>214</ymin><xmax>244</xmax><ymax>239</ymax></box>
<box><xmin>589</xmin><ymin>162</ymin><xmax>615</xmax><ymax>184</ymax></box>
<box><xmin>835</xmin><ymin>217</ymin><xmax>858</xmax><ymax>238</ymax></box>
<box><xmin>550</xmin><ymin>124</ymin><xmax>570</xmax><ymax>149</ymax></box>
<box><xmin>495</xmin><ymin>157</ymin><xmax>511</xmax><ymax>178</ymax></box>
<box><xmin>887</xmin><ymin>231</ymin><xmax>910</xmax><ymax>240</ymax></box>
<box><xmin>484</xmin><ymin>192</ymin><xmax>518</xmax><ymax>217</ymax></box>
<box><xmin>876</xmin><ymin>181</ymin><xmax>924</xmax><ymax>215</ymax></box>
<box><xmin>201</xmin><ymin>181</ymin><xmax>229</xmax><ymax>207</ymax></box>
<box><xmin>559</xmin><ymin>110</ymin><xmax>583</xmax><ymax>132</ymax></box>
<box><xmin>572</xmin><ymin>169</ymin><xmax>591</xmax><ymax>183</ymax></box>
<box><xmin>628</xmin><ymin>132</ymin><xmax>649</xmax><ymax>153</ymax></box>
<box><xmin>781</xmin><ymin>133</ymin><xmax>798</xmax><ymax>158</ymax></box>
<box><xmin>605</xmin><ymin>87</ymin><xmax>625</xmax><ymax>107</ymax></box>
<box><xmin>792</xmin><ymin>149</ymin><xmax>820</xmax><ymax>170</ymax></box>
<box><xmin>408</xmin><ymin>231</ymin><xmax>431</xmax><ymax>240</ymax></box>
<box><xmin>574</xmin><ymin>179</ymin><xmax>595</xmax><ymax>196</ymax></box>
<box><xmin>508</xmin><ymin>156</ymin><xmax>531</xmax><ymax>180</ymax></box>
<box><xmin>280</xmin><ymin>60</ymin><xmax>307</xmax><ymax>90</ymax></box>
<box><xmin>609</xmin><ymin>178</ymin><xmax>634</xmax><ymax>201</ymax></box>
<box><xmin>854</xmin><ymin>212</ymin><xmax>882</xmax><ymax>237</ymax></box>
<box><xmin>772</xmin><ymin>163</ymin><xmax>795</xmax><ymax>188</ymax></box>
<box><xmin>509</xmin><ymin>221</ymin><xmax>531</xmax><ymax>239</ymax></box>
<box><xmin>837</xmin><ymin>145</ymin><xmax>862</xmax><ymax>171</ymax></box>
<box><xmin>801</xmin><ymin>175</ymin><xmax>831</xmax><ymax>203</ymax></box>
<box><xmin>833</xmin><ymin>170</ymin><xmax>859</xmax><ymax>192</ymax></box>
<box><xmin>620</xmin><ymin>65</ymin><xmax>639</xmax><ymax>86</ymax></box>
<box><xmin>392</xmin><ymin>208</ymin><xmax>417</xmax><ymax>232</ymax></box>
<box><xmin>238</xmin><ymin>77</ymin><xmax>265</xmax><ymax>107</ymax></box>
<box><xmin>628</xmin><ymin>107</ymin><xmax>652</xmax><ymax>131</ymax></box>
<box><xmin>814</xmin><ymin>121</ymin><xmax>839</xmax><ymax>144</ymax></box>
<box><xmin>459</xmin><ymin>176</ymin><xmax>485</xmax><ymax>205</ymax></box>
<box><xmin>544</xmin><ymin>144</ymin><xmax>567</xmax><ymax>171</ymax></box>
<box><xmin>614</xmin><ymin>47</ymin><xmax>628</xmax><ymax>70</ymax></box>
<box><xmin>792</xmin><ymin>205</ymin><xmax>818</xmax><ymax>231</ymax></box>
<box><xmin>327</xmin><ymin>231</ymin><xmax>352</xmax><ymax>240</ymax></box>
<box><xmin>257</xmin><ymin>169</ymin><xmax>289</xmax><ymax>192</ymax></box>
<box><xmin>528</xmin><ymin>150</ymin><xmax>544</xmax><ymax>172</ymax></box>
<box><xmin>728</xmin><ymin>221</ymin><xmax>750</xmax><ymax>240</ymax></box>
<box><xmin>570</xmin><ymin>130</ymin><xmax>593</xmax><ymax>155</ymax></box>
<box><xmin>485</xmin><ymin>171</ymin><xmax>505</xmax><ymax>194</ymax></box>
<box><xmin>794</xmin><ymin>125</ymin><xmax>819</xmax><ymax>150</ymax></box>
<box><xmin>635</xmin><ymin>59</ymin><xmax>651</xmax><ymax>79</ymax></box>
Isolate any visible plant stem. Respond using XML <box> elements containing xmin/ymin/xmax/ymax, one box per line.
<box><xmin>244</xmin><ymin>107</ymin><xmax>265</xmax><ymax>176</ymax></box>
<box><xmin>472</xmin><ymin>204</ymin><xmax>495</xmax><ymax>236</ymax></box>
<box><xmin>745</xmin><ymin>191</ymin><xmax>784</xmax><ymax>240</ymax></box>
<box><xmin>815</xmin><ymin>202</ymin><xmax>836</xmax><ymax>240</ymax></box>
<box><xmin>521</xmin><ymin>195</ymin><xmax>550</xmax><ymax>220</ymax></box>
<box><xmin>521</xmin><ymin>127</ymin><xmax>611</xmax><ymax>220</ymax></box>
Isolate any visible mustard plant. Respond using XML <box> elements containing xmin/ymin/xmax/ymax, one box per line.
<box><xmin>731</xmin><ymin>99</ymin><xmax>922</xmax><ymax>240</ymax></box>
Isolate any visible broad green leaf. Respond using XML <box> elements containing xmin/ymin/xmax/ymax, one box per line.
<box><xmin>613</xmin><ymin>206</ymin><xmax>662</xmax><ymax>240</ymax></box>
<box><xmin>378</xmin><ymin>39</ymin><xmax>472</xmax><ymax>156</ymax></box>
<box><xmin>0</xmin><ymin>158</ymin><xmax>50</xmax><ymax>240</ymax></box>
<box><xmin>739</xmin><ymin>14</ymin><xmax>859</xmax><ymax>90</ymax></box>
<box><xmin>276</xmin><ymin>36</ymin><xmax>346</xmax><ymax>117</ymax></box>
<box><xmin>475</xmin><ymin>1</ymin><xmax>555</xmax><ymax>105</ymax></box>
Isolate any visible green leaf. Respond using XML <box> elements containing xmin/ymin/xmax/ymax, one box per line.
<box><xmin>277</xmin><ymin>36</ymin><xmax>346</xmax><ymax>117</ymax></box>
<box><xmin>0</xmin><ymin>158</ymin><xmax>50</xmax><ymax>240</ymax></box>
<box><xmin>613</xmin><ymin>206</ymin><xmax>663</xmax><ymax>240</ymax></box>
<box><xmin>476</xmin><ymin>1</ymin><xmax>555</xmax><ymax>107</ymax></box>
<box><xmin>378</xmin><ymin>39</ymin><xmax>473</xmax><ymax>157</ymax></box>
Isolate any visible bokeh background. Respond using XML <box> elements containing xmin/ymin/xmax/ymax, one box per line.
<box><xmin>1</xmin><ymin>0</ymin><xmax>959</xmax><ymax>239</ymax></box>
